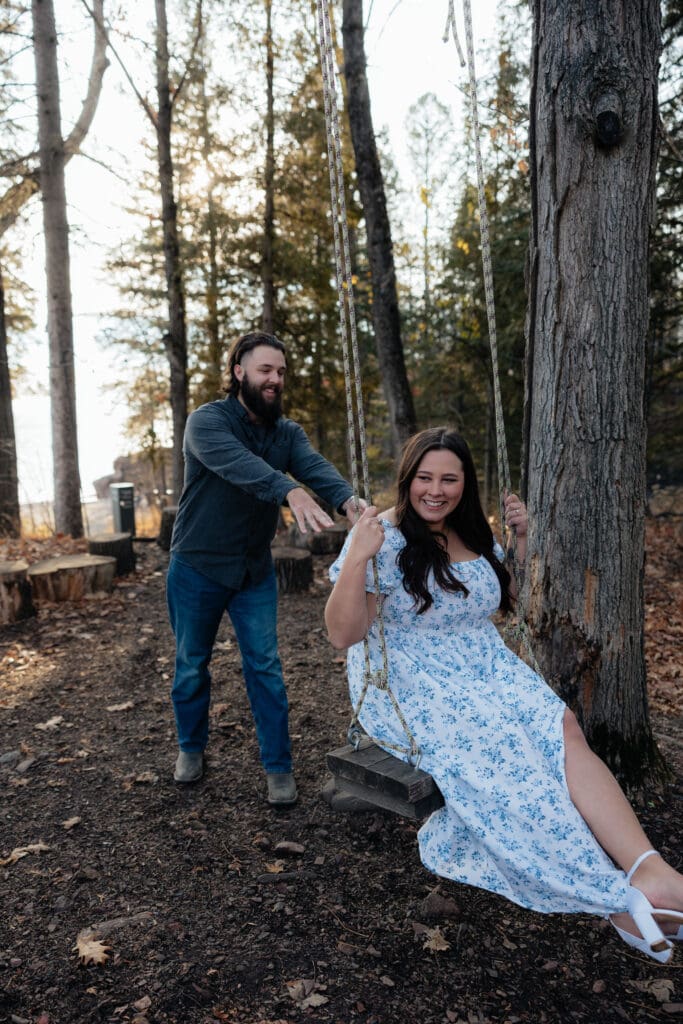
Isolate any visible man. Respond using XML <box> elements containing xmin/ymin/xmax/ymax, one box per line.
<box><xmin>166</xmin><ymin>331</ymin><xmax>361</xmax><ymax>806</ymax></box>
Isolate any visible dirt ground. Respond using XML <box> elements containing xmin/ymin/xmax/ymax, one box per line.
<box><xmin>1</xmin><ymin>519</ymin><xmax>682</xmax><ymax>1024</ymax></box>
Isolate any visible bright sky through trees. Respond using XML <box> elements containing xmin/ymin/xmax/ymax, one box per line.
<box><xmin>12</xmin><ymin>0</ymin><xmax>499</xmax><ymax>505</ymax></box>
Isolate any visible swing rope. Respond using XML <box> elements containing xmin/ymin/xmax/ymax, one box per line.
<box><xmin>316</xmin><ymin>0</ymin><xmax>540</xmax><ymax>767</ymax></box>
<box><xmin>444</xmin><ymin>1</ymin><xmax>541</xmax><ymax>673</ymax></box>
<box><xmin>316</xmin><ymin>0</ymin><xmax>420</xmax><ymax>763</ymax></box>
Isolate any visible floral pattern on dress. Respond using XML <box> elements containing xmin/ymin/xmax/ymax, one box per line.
<box><xmin>329</xmin><ymin>521</ymin><xmax>629</xmax><ymax>916</ymax></box>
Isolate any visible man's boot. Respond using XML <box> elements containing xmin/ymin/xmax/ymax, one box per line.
<box><xmin>266</xmin><ymin>771</ymin><xmax>297</xmax><ymax>806</ymax></box>
<box><xmin>174</xmin><ymin>750</ymin><xmax>204</xmax><ymax>783</ymax></box>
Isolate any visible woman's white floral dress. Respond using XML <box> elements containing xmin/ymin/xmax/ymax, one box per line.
<box><xmin>330</xmin><ymin>522</ymin><xmax>629</xmax><ymax>916</ymax></box>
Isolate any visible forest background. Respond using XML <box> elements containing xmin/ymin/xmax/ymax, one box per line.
<box><xmin>4</xmin><ymin>0</ymin><xmax>679</xmax><ymax>521</ymax></box>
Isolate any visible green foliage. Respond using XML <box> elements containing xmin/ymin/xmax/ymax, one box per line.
<box><xmin>402</xmin><ymin>15</ymin><xmax>531</xmax><ymax>508</ymax></box>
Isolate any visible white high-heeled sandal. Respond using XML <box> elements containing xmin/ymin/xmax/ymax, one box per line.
<box><xmin>612</xmin><ymin>849</ymin><xmax>683</xmax><ymax>962</ymax></box>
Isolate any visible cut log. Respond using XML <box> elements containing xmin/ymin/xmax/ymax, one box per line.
<box><xmin>157</xmin><ymin>506</ymin><xmax>178</xmax><ymax>551</ymax></box>
<box><xmin>271</xmin><ymin>546</ymin><xmax>313</xmax><ymax>593</ymax></box>
<box><xmin>27</xmin><ymin>554</ymin><xmax>116</xmax><ymax>602</ymax></box>
<box><xmin>326</xmin><ymin>737</ymin><xmax>444</xmax><ymax>820</ymax></box>
<box><xmin>87</xmin><ymin>532</ymin><xmax>136</xmax><ymax>576</ymax></box>
<box><xmin>285</xmin><ymin>521</ymin><xmax>348</xmax><ymax>555</ymax></box>
<box><xmin>0</xmin><ymin>560</ymin><xmax>36</xmax><ymax>624</ymax></box>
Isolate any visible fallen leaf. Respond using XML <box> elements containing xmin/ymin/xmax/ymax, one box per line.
<box><xmin>631</xmin><ymin>978</ymin><xmax>675</xmax><ymax>1003</ymax></box>
<box><xmin>423</xmin><ymin>926</ymin><xmax>451</xmax><ymax>951</ymax></box>
<box><xmin>301</xmin><ymin>993</ymin><xmax>329</xmax><ymax>1009</ymax></box>
<box><xmin>264</xmin><ymin>860</ymin><xmax>286</xmax><ymax>873</ymax></box>
<box><xmin>134</xmin><ymin>772</ymin><xmax>159</xmax><ymax>785</ymax></box>
<box><xmin>62</xmin><ymin>816</ymin><xmax>82</xmax><ymax>830</ymax></box>
<box><xmin>286</xmin><ymin>978</ymin><xmax>317</xmax><ymax>1002</ymax></box>
<box><xmin>35</xmin><ymin>715</ymin><xmax>64</xmax><ymax>731</ymax></box>
<box><xmin>106</xmin><ymin>701</ymin><xmax>134</xmax><ymax>713</ymax></box>
<box><xmin>75</xmin><ymin>934</ymin><xmax>111</xmax><ymax>966</ymax></box>
<box><xmin>0</xmin><ymin>842</ymin><xmax>51</xmax><ymax>866</ymax></box>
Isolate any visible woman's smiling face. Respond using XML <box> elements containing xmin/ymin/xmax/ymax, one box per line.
<box><xmin>409</xmin><ymin>448</ymin><xmax>466</xmax><ymax>532</ymax></box>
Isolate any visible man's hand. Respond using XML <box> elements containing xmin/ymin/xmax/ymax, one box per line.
<box><xmin>287</xmin><ymin>487</ymin><xmax>334</xmax><ymax>534</ymax></box>
<box><xmin>341</xmin><ymin>495</ymin><xmax>368</xmax><ymax>526</ymax></box>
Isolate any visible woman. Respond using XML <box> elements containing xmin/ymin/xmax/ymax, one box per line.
<box><xmin>325</xmin><ymin>427</ymin><xmax>683</xmax><ymax>962</ymax></box>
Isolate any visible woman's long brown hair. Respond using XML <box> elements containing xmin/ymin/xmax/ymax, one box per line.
<box><xmin>395</xmin><ymin>428</ymin><xmax>513</xmax><ymax>614</ymax></box>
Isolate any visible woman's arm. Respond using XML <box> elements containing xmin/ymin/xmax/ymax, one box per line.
<box><xmin>325</xmin><ymin>507</ymin><xmax>383</xmax><ymax>648</ymax></box>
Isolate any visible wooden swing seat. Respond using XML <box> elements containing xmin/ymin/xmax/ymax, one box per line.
<box><xmin>326</xmin><ymin>736</ymin><xmax>444</xmax><ymax>820</ymax></box>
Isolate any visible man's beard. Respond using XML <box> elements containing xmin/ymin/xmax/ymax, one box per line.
<box><xmin>239</xmin><ymin>372</ymin><xmax>283</xmax><ymax>426</ymax></box>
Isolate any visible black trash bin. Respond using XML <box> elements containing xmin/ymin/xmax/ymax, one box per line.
<box><xmin>111</xmin><ymin>482</ymin><xmax>136</xmax><ymax>535</ymax></box>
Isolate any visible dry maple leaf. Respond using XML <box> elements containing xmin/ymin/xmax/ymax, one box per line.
<box><xmin>75</xmin><ymin>933</ymin><xmax>111</xmax><ymax>966</ymax></box>
<box><xmin>423</xmin><ymin>926</ymin><xmax>451</xmax><ymax>952</ymax></box>
<box><xmin>264</xmin><ymin>860</ymin><xmax>286</xmax><ymax>873</ymax></box>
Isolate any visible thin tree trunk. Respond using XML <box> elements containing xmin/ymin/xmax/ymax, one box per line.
<box><xmin>341</xmin><ymin>0</ymin><xmax>416</xmax><ymax>454</ymax></box>
<box><xmin>523</xmin><ymin>0</ymin><xmax>664</xmax><ymax>790</ymax></box>
<box><xmin>0</xmin><ymin>0</ymin><xmax>107</xmax><ymax>239</ymax></box>
<box><xmin>197</xmin><ymin>49</ymin><xmax>221</xmax><ymax>399</ymax></box>
<box><xmin>0</xmin><ymin>263</ymin><xmax>20</xmax><ymax>536</ymax></box>
<box><xmin>155</xmin><ymin>0</ymin><xmax>188</xmax><ymax>503</ymax></box>
<box><xmin>32</xmin><ymin>0</ymin><xmax>83</xmax><ymax>538</ymax></box>
<box><xmin>261</xmin><ymin>0</ymin><xmax>276</xmax><ymax>333</ymax></box>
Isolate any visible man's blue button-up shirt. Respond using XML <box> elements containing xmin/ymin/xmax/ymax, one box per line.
<box><xmin>171</xmin><ymin>395</ymin><xmax>353</xmax><ymax>589</ymax></box>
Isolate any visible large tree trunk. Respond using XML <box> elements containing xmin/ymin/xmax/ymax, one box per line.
<box><xmin>261</xmin><ymin>0</ymin><xmax>276</xmax><ymax>333</ymax></box>
<box><xmin>0</xmin><ymin>263</ymin><xmax>20</xmax><ymax>537</ymax></box>
<box><xmin>32</xmin><ymin>0</ymin><xmax>83</xmax><ymax>538</ymax></box>
<box><xmin>341</xmin><ymin>0</ymin><xmax>416</xmax><ymax>455</ymax></box>
<box><xmin>155</xmin><ymin>0</ymin><xmax>188</xmax><ymax>502</ymax></box>
<box><xmin>523</xmin><ymin>0</ymin><xmax>663</xmax><ymax>789</ymax></box>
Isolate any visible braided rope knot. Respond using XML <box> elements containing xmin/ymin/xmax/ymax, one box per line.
<box><xmin>365</xmin><ymin>667</ymin><xmax>389</xmax><ymax>691</ymax></box>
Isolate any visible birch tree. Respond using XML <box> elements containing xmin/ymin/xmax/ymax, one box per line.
<box><xmin>0</xmin><ymin>0</ymin><xmax>106</xmax><ymax>536</ymax></box>
<box><xmin>32</xmin><ymin>0</ymin><xmax>82</xmax><ymax>537</ymax></box>
<box><xmin>523</xmin><ymin>0</ymin><xmax>663</xmax><ymax>788</ymax></box>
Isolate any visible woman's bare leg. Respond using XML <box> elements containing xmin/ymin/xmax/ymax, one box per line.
<box><xmin>563</xmin><ymin>710</ymin><xmax>683</xmax><ymax>934</ymax></box>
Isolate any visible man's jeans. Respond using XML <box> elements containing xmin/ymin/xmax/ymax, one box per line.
<box><xmin>166</xmin><ymin>556</ymin><xmax>292</xmax><ymax>773</ymax></box>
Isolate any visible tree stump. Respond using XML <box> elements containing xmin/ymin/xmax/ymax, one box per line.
<box><xmin>286</xmin><ymin>521</ymin><xmax>348</xmax><ymax>555</ymax></box>
<box><xmin>87</xmin><ymin>532</ymin><xmax>136</xmax><ymax>576</ymax></box>
<box><xmin>271</xmin><ymin>546</ymin><xmax>313</xmax><ymax>593</ymax></box>
<box><xmin>158</xmin><ymin>506</ymin><xmax>178</xmax><ymax>551</ymax></box>
<box><xmin>27</xmin><ymin>554</ymin><xmax>116</xmax><ymax>602</ymax></box>
<box><xmin>0</xmin><ymin>561</ymin><xmax>36</xmax><ymax>624</ymax></box>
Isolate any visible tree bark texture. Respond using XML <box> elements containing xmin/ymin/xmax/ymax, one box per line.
<box><xmin>341</xmin><ymin>0</ymin><xmax>416</xmax><ymax>455</ymax></box>
<box><xmin>157</xmin><ymin>505</ymin><xmax>178</xmax><ymax>551</ymax></box>
<box><xmin>523</xmin><ymin>0</ymin><xmax>662</xmax><ymax>787</ymax></box>
<box><xmin>197</xmin><ymin>52</ymin><xmax>222</xmax><ymax>400</ymax></box>
<box><xmin>32</xmin><ymin>0</ymin><xmax>83</xmax><ymax>538</ymax></box>
<box><xmin>261</xmin><ymin>0</ymin><xmax>276</xmax><ymax>333</ymax></box>
<box><xmin>271</xmin><ymin>546</ymin><xmax>312</xmax><ymax>593</ymax></box>
<box><xmin>27</xmin><ymin>553</ymin><xmax>116</xmax><ymax>601</ymax></box>
<box><xmin>155</xmin><ymin>0</ymin><xmax>188</xmax><ymax>502</ymax></box>
<box><xmin>0</xmin><ymin>264</ymin><xmax>20</xmax><ymax>536</ymax></box>
<box><xmin>87</xmin><ymin>532</ymin><xmax>136</xmax><ymax>576</ymax></box>
<box><xmin>0</xmin><ymin>561</ymin><xmax>35</xmax><ymax>624</ymax></box>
